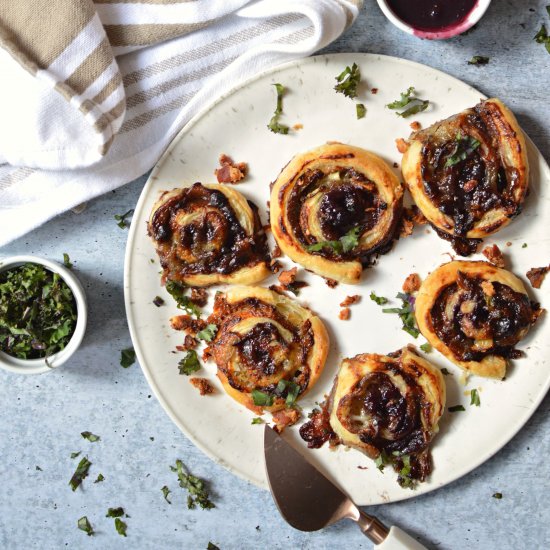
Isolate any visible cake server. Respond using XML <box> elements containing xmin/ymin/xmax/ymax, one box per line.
<box><xmin>264</xmin><ymin>425</ymin><xmax>428</xmax><ymax>549</ymax></box>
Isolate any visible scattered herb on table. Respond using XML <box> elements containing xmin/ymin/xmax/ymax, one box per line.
<box><xmin>161</xmin><ymin>485</ymin><xmax>172</xmax><ymax>504</ymax></box>
<box><xmin>468</xmin><ymin>56</ymin><xmax>490</xmax><ymax>65</ymax></box>
<box><xmin>470</xmin><ymin>388</ymin><xmax>481</xmax><ymax>407</ymax></box>
<box><xmin>36</xmin><ymin>465</ymin><xmax>42</xmax><ymax>471</ymax></box>
<box><xmin>81</xmin><ymin>431</ymin><xmax>100</xmax><ymax>442</ymax></box>
<box><xmin>165</xmin><ymin>281</ymin><xmax>201</xmax><ymax>317</ymax></box>
<box><xmin>251</xmin><ymin>417</ymin><xmax>264</xmax><ymax>425</ymax></box>
<box><xmin>114</xmin><ymin>209</ymin><xmax>134</xmax><ymax>229</ymax></box>
<box><xmin>420</xmin><ymin>342</ymin><xmax>432</xmax><ymax>353</ymax></box>
<box><xmin>492</xmin><ymin>492</ymin><xmax>503</xmax><ymax>499</ymax></box>
<box><xmin>153</xmin><ymin>296</ymin><xmax>165</xmax><ymax>307</ymax></box>
<box><xmin>178</xmin><ymin>350</ymin><xmax>201</xmax><ymax>375</ymax></box>
<box><xmin>307</xmin><ymin>226</ymin><xmax>361</xmax><ymax>254</ymax></box>
<box><xmin>334</xmin><ymin>63</ymin><xmax>361</xmax><ymax>99</ymax></box>
<box><xmin>171</xmin><ymin>459</ymin><xmax>215</xmax><ymax>510</ymax></box>
<box><xmin>386</xmin><ymin>87</ymin><xmax>429</xmax><ymax>118</ymax></box>
<box><xmin>251</xmin><ymin>389</ymin><xmax>274</xmax><ymax>407</ymax></box>
<box><xmin>0</xmin><ymin>263</ymin><xmax>77</xmax><ymax>359</ymax></box>
<box><xmin>114</xmin><ymin>517</ymin><xmax>127</xmax><ymax>537</ymax></box>
<box><xmin>356</xmin><ymin>103</ymin><xmax>366</xmax><ymax>119</ymax></box>
<box><xmin>267</xmin><ymin>83</ymin><xmax>289</xmax><ymax>134</ymax></box>
<box><xmin>120</xmin><ymin>347</ymin><xmax>136</xmax><ymax>368</ymax></box>
<box><xmin>382</xmin><ymin>293</ymin><xmax>420</xmax><ymax>338</ymax></box>
<box><xmin>69</xmin><ymin>456</ymin><xmax>92</xmax><ymax>491</ymax></box>
<box><xmin>62</xmin><ymin>253</ymin><xmax>73</xmax><ymax>269</ymax></box>
<box><xmin>106</xmin><ymin>507</ymin><xmax>125</xmax><ymax>518</ymax></box>
<box><xmin>196</xmin><ymin>324</ymin><xmax>218</xmax><ymax>342</ymax></box>
<box><xmin>534</xmin><ymin>23</ymin><xmax>550</xmax><ymax>54</ymax></box>
<box><xmin>70</xmin><ymin>451</ymin><xmax>81</xmax><ymax>459</ymax></box>
<box><xmin>77</xmin><ymin>516</ymin><xmax>94</xmax><ymax>536</ymax></box>
<box><xmin>369</xmin><ymin>291</ymin><xmax>388</xmax><ymax>305</ymax></box>
<box><xmin>440</xmin><ymin>368</ymin><xmax>452</xmax><ymax>376</ymax></box>
<box><xmin>94</xmin><ymin>473</ymin><xmax>105</xmax><ymax>483</ymax></box>
<box><xmin>208</xmin><ymin>543</ymin><xmax>221</xmax><ymax>550</ymax></box>
<box><xmin>449</xmin><ymin>405</ymin><xmax>466</xmax><ymax>413</ymax></box>
<box><xmin>445</xmin><ymin>132</ymin><xmax>481</xmax><ymax>167</ymax></box>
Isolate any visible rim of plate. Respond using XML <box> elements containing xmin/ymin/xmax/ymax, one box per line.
<box><xmin>124</xmin><ymin>52</ymin><xmax>550</xmax><ymax>503</ymax></box>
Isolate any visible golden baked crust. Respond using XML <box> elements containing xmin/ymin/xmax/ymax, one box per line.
<box><xmin>329</xmin><ymin>346</ymin><xmax>445</xmax><ymax>486</ymax></box>
<box><xmin>401</xmin><ymin>98</ymin><xmax>529</xmax><ymax>255</ymax></box>
<box><xmin>415</xmin><ymin>261</ymin><xmax>539</xmax><ymax>378</ymax></box>
<box><xmin>270</xmin><ymin>143</ymin><xmax>403</xmax><ymax>284</ymax></box>
<box><xmin>204</xmin><ymin>286</ymin><xmax>329</xmax><ymax>413</ymax></box>
<box><xmin>148</xmin><ymin>183</ymin><xmax>270</xmax><ymax>287</ymax></box>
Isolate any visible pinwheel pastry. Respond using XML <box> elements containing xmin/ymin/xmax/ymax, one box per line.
<box><xmin>148</xmin><ymin>182</ymin><xmax>270</xmax><ymax>287</ymax></box>
<box><xmin>204</xmin><ymin>286</ymin><xmax>329</xmax><ymax>413</ymax></box>
<box><xmin>328</xmin><ymin>346</ymin><xmax>445</xmax><ymax>487</ymax></box>
<box><xmin>270</xmin><ymin>143</ymin><xmax>403</xmax><ymax>284</ymax></box>
<box><xmin>415</xmin><ymin>261</ymin><xmax>541</xmax><ymax>379</ymax></box>
<box><xmin>401</xmin><ymin>98</ymin><xmax>529</xmax><ymax>256</ymax></box>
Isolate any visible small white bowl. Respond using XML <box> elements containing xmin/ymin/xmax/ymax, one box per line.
<box><xmin>377</xmin><ymin>0</ymin><xmax>492</xmax><ymax>40</ymax></box>
<box><xmin>0</xmin><ymin>255</ymin><xmax>87</xmax><ymax>375</ymax></box>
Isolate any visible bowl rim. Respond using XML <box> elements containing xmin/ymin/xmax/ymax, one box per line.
<box><xmin>0</xmin><ymin>255</ymin><xmax>87</xmax><ymax>375</ymax></box>
<box><xmin>376</xmin><ymin>0</ymin><xmax>492</xmax><ymax>40</ymax></box>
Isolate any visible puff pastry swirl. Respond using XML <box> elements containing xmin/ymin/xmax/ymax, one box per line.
<box><xmin>270</xmin><ymin>143</ymin><xmax>403</xmax><ymax>284</ymax></box>
<box><xmin>204</xmin><ymin>286</ymin><xmax>329</xmax><ymax>413</ymax></box>
<box><xmin>415</xmin><ymin>261</ymin><xmax>540</xmax><ymax>379</ymax></box>
<box><xmin>401</xmin><ymin>98</ymin><xmax>529</xmax><ymax>255</ymax></box>
<box><xmin>329</xmin><ymin>346</ymin><xmax>445</xmax><ymax>487</ymax></box>
<box><xmin>148</xmin><ymin>182</ymin><xmax>270</xmax><ymax>287</ymax></box>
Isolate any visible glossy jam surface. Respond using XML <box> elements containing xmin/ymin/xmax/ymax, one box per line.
<box><xmin>386</xmin><ymin>0</ymin><xmax>478</xmax><ymax>31</ymax></box>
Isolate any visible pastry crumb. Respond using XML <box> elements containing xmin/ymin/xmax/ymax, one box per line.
<box><xmin>292</xmin><ymin>123</ymin><xmax>303</xmax><ymax>130</ymax></box>
<box><xmin>395</xmin><ymin>138</ymin><xmax>409</xmax><ymax>153</ymax></box>
<box><xmin>270</xmin><ymin>259</ymin><xmax>283</xmax><ymax>273</ymax></box>
<box><xmin>481</xmin><ymin>280</ymin><xmax>495</xmax><ymax>297</ymax></box>
<box><xmin>506</xmin><ymin>241</ymin><xmax>512</xmax><ymax>247</ymax></box>
<box><xmin>325</xmin><ymin>278</ymin><xmax>338</xmax><ymax>288</ymax></box>
<box><xmin>170</xmin><ymin>315</ymin><xmax>207</xmax><ymax>334</ymax></box>
<box><xmin>340</xmin><ymin>295</ymin><xmax>361</xmax><ymax>307</ymax></box>
<box><xmin>190</xmin><ymin>287</ymin><xmax>208</xmax><ymax>307</ymax></box>
<box><xmin>526</xmin><ymin>265</ymin><xmax>550</xmax><ymax>289</ymax></box>
<box><xmin>215</xmin><ymin>153</ymin><xmax>247</xmax><ymax>184</ymax></box>
<box><xmin>371</xmin><ymin>88</ymin><xmax>378</xmax><ymax>94</ymax></box>
<box><xmin>189</xmin><ymin>377</ymin><xmax>214</xmax><ymax>396</ymax></box>
<box><xmin>482</xmin><ymin>244</ymin><xmax>505</xmax><ymax>267</ymax></box>
<box><xmin>393</xmin><ymin>162</ymin><xmax>399</xmax><ymax>168</ymax></box>
<box><xmin>272</xmin><ymin>408</ymin><xmax>301</xmax><ymax>434</ymax></box>
<box><xmin>339</xmin><ymin>307</ymin><xmax>351</xmax><ymax>320</ymax></box>
<box><xmin>278</xmin><ymin>267</ymin><xmax>298</xmax><ymax>287</ymax></box>
<box><xmin>183</xmin><ymin>334</ymin><xmax>198</xmax><ymax>350</ymax></box>
<box><xmin>272</xmin><ymin>244</ymin><xmax>282</xmax><ymax>258</ymax></box>
<box><xmin>410</xmin><ymin>121</ymin><xmax>421</xmax><ymax>131</ymax></box>
<box><xmin>402</xmin><ymin>273</ymin><xmax>421</xmax><ymax>293</ymax></box>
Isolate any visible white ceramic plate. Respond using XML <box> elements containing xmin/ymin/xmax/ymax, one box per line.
<box><xmin>124</xmin><ymin>53</ymin><xmax>550</xmax><ymax>505</ymax></box>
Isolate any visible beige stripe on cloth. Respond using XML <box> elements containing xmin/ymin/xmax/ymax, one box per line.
<box><xmin>95</xmin><ymin>0</ymin><xmax>199</xmax><ymax>4</ymax></box>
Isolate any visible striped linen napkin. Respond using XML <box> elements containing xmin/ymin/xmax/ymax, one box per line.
<box><xmin>0</xmin><ymin>0</ymin><xmax>362</xmax><ymax>246</ymax></box>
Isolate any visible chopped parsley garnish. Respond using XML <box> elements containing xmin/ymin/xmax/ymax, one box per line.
<box><xmin>208</xmin><ymin>543</ymin><xmax>221</xmax><ymax>550</ymax></box>
<box><xmin>369</xmin><ymin>291</ymin><xmax>388</xmax><ymax>305</ymax></box>
<box><xmin>196</xmin><ymin>324</ymin><xmax>218</xmax><ymax>342</ymax></box>
<box><xmin>171</xmin><ymin>459</ymin><xmax>215</xmax><ymax>510</ymax></box>
<box><xmin>62</xmin><ymin>253</ymin><xmax>73</xmax><ymax>269</ymax></box>
<box><xmin>36</xmin><ymin>465</ymin><xmax>43</xmax><ymax>471</ymax></box>
<box><xmin>386</xmin><ymin>87</ymin><xmax>429</xmax><ymax>118</ymax></box>
<box><xmin>445</xmin><ymin>132</ymin><xmax>481</xmax><ymax>167</ymax></box>
<box><xmin>178</xmin><ymin>350</ymin><xmax>201</xmax><ymax>375</ymax></box>
<box><xmin>382</xmin><ymin>293</ymin><xmax>420</xmax><ymax>338</ymax></box>
<box><xmin>470</xmin><ymin>389</ymin><xmax>481</xmax><ymax>407</ymax></box>
<box><xmin>492</xmin><ymin>492</ymin><xmax>503</xmax><ymax>499</ymax></box>
<box><xmin>251</xmin><ymin>417</ymin><xmax>264</xmax><ymax>425</ymax></box>
<box><xmin>374</xmin><ymin>450</ymin><xmax>390</xmax><ymax>471</ymax></box>
<box><xmin>522</xmin><ymin>243</ymin><xmax>528</xmax><ymax>248</ymax></box>
<box><xmin>534</xmin><ymin>23</ymin><xmax>550</xmax><ymax>54</ymax></box>
<box><xmin>356</xmin><ymin>103</ymin><xmax>366</xmax><ymax>119</ymax></box>
<box><xmin>114</xmin><ymin>209</ymin><xmax>134</xmax><ymax>229</ymax></box>
<box><xmin>69</xmin><ymin>456</ymin><xmax>92</xmax><ymax>491</ymax></box>
<box><xmin>251</xmin><ymin>389</ymin><xmax>274</xmax><ymax>407</ymax></box>
<box><xmin>120</xmin><ymin>347</ymin><xmax>136</xmax><ymax>368</ymax></box>
<box><xmin>396</xmin><ymin>454</ymin><xmax>414</xmax><ymax>489</ymax></box>
<box><xmin>77</xmin><ymin>516</ymin><xmax>94</xmax><ymax>536</ymax></box>
<box><xmin>307</xmin><ymin>226</ymin><xmax>361</xmax><ymax>254</ymax></box>
<box><xmin>153</xmin><ymin>296</ymin><xmax>165</xmax><ymax>307</ymax></box>
<box><xmin>94</xmin><ymin>473</ymin><xmax>104</xmax><ymax>483</ymax></box>
<box><xmin>0</xmin><ymin>263</ymin><xmax>77</xmax><ymax>359</ymax></box>
<box><xmin>161</xmin><ymin>485</ymin><xmax>172</xmax><ymax>504</ymax></box>
<box><xmin>276</xmin><ymin>379</ymin><xmax>301</xmax><ymax>407</ymax></box>
<box><xmin>114</xmin><ymin>518</ymin><xmax>127</xmax><ymax>537</ymax></box>
<box><xmin>165</xmin><ymin>281</ymin><xmax>201</xmax><ymax>317</ymax></box>
<box><xmin>420</xmin><ymin>342</ymin><xmax>432</xmax><ymax>353</ymax></box>
<box><xmin>267</xmin><ymin>83</ymin><xmax>289</xmax><ymax>134</ymax></box>
<box><xmin>468</xmin><ymin>56</ymin><xmax>490</xmax><ymax>65</ymax></box>
<box><xmin>81</xmin><ymin>431</ymin><xmax>100</xmax><ymax>442</ymax></box>
<box><xmin>70</xmin><ymin>451</ymin><xmax>81</xmax><ymax>459</ymax></box>
<box><xmin>106</xmin><ymin>507</ymin><xmax>125</xmax><ymax>518</ymax></box>
<box><xmin>334</xmin><ymin>63</ymin><xmax>361</xmax><ymax>99</ymax></box>
<box><xmin>440</xmin><ymin>368</ymin><xmax>452</xmax><ymax>376</ymax></box>
<box><xmin>449</xmin><ymin>405</ymin><xmax>466</xmax><ymax>412</ymax></box>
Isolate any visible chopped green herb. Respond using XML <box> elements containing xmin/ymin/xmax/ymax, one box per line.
<box><xmin>0</xmin><ymin>263</ymin><xmax>77</xmax><ymax>359</ymax></box>
<box><xmin>178</xmin><ymin>350</ymin><xmax>201</xmax><ymax>375</ymax></box>
<box><xmin>369</xmin><ymin>291</ymin><xmax>388</xmax><ymax>305</ymax></box>
<box><xmin>334</xmin><ymin>63</ymin><xmax>361</xmax><ymax>99</ymax></box>
<box><xmin>356</xmin><ymin>103</ymin><xmax>366</xmax><ymax>119</ymax></box>
<box><xmin>468</xmin><ymin>56</ymin><xmax>490</xmax><ymax>65</ymax></box>
<box><xmin>153</xmin><ymin>296</ymin><xmax>165</xmax><ymax>307</ymax></box>
<box><xmin>307</xmin><ymin>226</ymin><xmax>361</xmax><ymax>255</ymax></box>
<box><xmin>171</xmin><ymin>459</ymin><xmax>215</xmax><ymax>510</ymax></box>
<box><xmin>547</xmin><ymin>5</ymin><xmax>550</xmax><ymax>17</ymax></box>
<box><xmin>114</xmin><ymin>518</ymin><xmax>127</xmax><ymax>537</ymax></box>
<box><xmin>81</xmin><ymin>431</ymin><xmax>100</xmax><ymax>442</ymax></box>
<box><xmin>62</xmin><ymin>253</ymin><xmax>73</xmax><ymax>269</ymax></box>
<box><xmin>114</xmin><ymin>209</ymin><xmax>134</xmax><ymax>229</ymax></box>
<box><xmin>449</xmin><ymin>405</ymin><xmax>466</xmax><ymax>412</ymax></box>
<box><xmin>106</xmin><ymin>507</ymin><xmax>125</xmax><ymax>518</ymax></box>
<box><xmin>267</xmin><ymin>83</ymin><xmax>289</xmax><ymax>134</ymax></box>
<box><xmin>251</xmin><ymin>417</ymin><xmax>264</xmax><ymax>425</ymax></box>
<box><xmin>161</xmin><ymin>485</ymin><xmax>172</xmax><ymax>504</ymax></box>
<box><xmin>386</xmin><ymin>87</ymin><xmax>430</xmax><ymax>118</ymax></box>
<box><xmin>77</xmin><ymin>516</ymin><xmax>94</xmax><ymax>536</ymax></box>
<box><xmin>470</xmin><ymin>388</ymin><xmax>481</xmax><ymax>407</ymax></box>
<box><xmin>382</xmin><ymin>293</ymin><xmax>420</xmax><ymax>338</ymax></box>
<box><xmin>70</xmin><ymin>451</ymin><xmax>81</xmax><ymax>459</ymax></box>
<box><xmin>396</xmin><ymin>454</ymin><xmax>414</xmax><ymax>489</ymax></box>
<box><xmin>492</xmin><ymin>492</ymin><xmax>503</xmax><ymax>499</ymax></box>
<box><xmin>534</xmin><ymin>23</ymin><xmax>550</xmax><ymax>53</ymax></box>
<box><xmin>207</xmin><ymin>544</ymin><xmax>220</xmax><ymax>550</ymax></box>
<box><xmin>120</xmin><ymin>347</ymin><xmax>136</xmax><ymax>368</ymax></box>
<box><xmin>69</xmin><ymin>456</ymin><xmax>92</xmax><ymax>491</ymax></box>
<box><xmin>36</xmin><ymin>465</ymin><xmax>42</xmax><ymax>471</ymax></box>
<box><xmin>276</xmin><ymin>379</ymin><xmax>301</xmax><ymax>407</ymax></box>
<box><xmin>374</xmin><ymin>450</ymin><xmax>390</xmax><ymax>471</ymax></box>
<box><xmin>522</xmin><ymin>243</ymin><xmax>528</xmax><ymax>248</ymax></box>
<box><xmin>94</xmin><ymin>473</ymin><xmax>104</xmax><ymax>483</ymax></box>
<box><xmin>196</xmin><ymin>324</ymin><xmax>218</xmax><ymax>342</ymax></box>
<box><xmin>165</xmin><ymin>281</ymin><xmax>201</xmax><ymax>317</ymax></box>
<box><xmin>445</xmin><ymin>132</ymin><xmax>481</xmax><ymax>167</ymax></box>
<box><xmin>420</xmin><ymin>342</ymin><xmax>432</xmax><ymax>353</ymax></box>
<box><xmin>251</xmin><ymin>389</ymin><xmax>274</xmax><ymax>407</ymax></box>
<box><xmin>440</xmin><ymin>368</ymin><xmax>452</xmax><ymax>376</ymax></box>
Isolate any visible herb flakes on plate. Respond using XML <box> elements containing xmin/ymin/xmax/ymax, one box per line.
<box><xmin>386</xmin><ymin>86</ymin><xmax>430</xmax><ymax>118</ymax></box>
<box><xmin>334</xmin><ymin>62</ymin><xmax>361</xmax><ymax>99</ymax></box>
